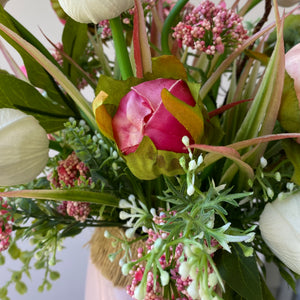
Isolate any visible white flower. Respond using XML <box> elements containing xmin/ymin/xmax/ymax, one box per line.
<box><xmin>58</xmin><ymin>0</ymin><xmax>135</xmax><ymax>23</ymax></box>
<box><xmin>277</xmin><ymin>0</ymin><xmax>299</xmax><ymax>7</ymax></box>
<box><xmin>259</xmin><ymin>191</ymin><xmax>300</xmax><ymax>274</ymax></box>
<box><xmin>0</xmin><ymin>109</ymin><xmax>49</xmax><ymax>186</ymax></box>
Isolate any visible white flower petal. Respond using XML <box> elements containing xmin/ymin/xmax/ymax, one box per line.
<box><xmin>259</xmin><ymin>192</ymin><xmax>300</xmax><ymax>274</ymax></box>
<box><xmin>0</xmin><ymin>109</ymin><xmax>49</xmax><ymax>186</ymax></box>
<box><xmin>58</xmin><ymin>0</ymin><xmax>135</xmax><ymax>23</ymax></box>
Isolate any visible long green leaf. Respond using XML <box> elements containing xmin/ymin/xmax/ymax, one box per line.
<box><xmin>62</xmin><ymin>18</ymin><xmax>88</xmax><ymax>84</ymax></box>
<box><xmin>0</xmin><ymin>73</ymin><xmax>75</xmax><ymax>132</ymax></box>
<box><xmin>0</xmin><ymin>23</ymin><xmax>97</xmax><ymax>130</ymax></box>
<box><xmin>0</xmin><ymin>189</ymin><xmax>119</xmax><ymax>207</ymax></box>
<box><xmin>0</xmin><ymin>6</ymin><xmax>72</xmax><ymax>109</ymax></box>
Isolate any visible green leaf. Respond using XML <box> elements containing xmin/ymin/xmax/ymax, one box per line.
<box><xmin>0</xmin><ymin>73</ymin><xmax>74</xmax><ymax>132</ymax></box>
<box><xmin>161</xmin><ymin>88</ymin><xmax>204</xmax><ymax>144</ymax></box>
<box><xmin>216</xmin><ymin>244</ymin><xmax>263</xmax><ymax>300</ymax></box>
<box><xmin>124</xmin><ymin>136</ymin><xmax>185</xmax><ymax>180</ymax></box>
<box><xmin>62</xmin><ymin>18</ymin><xmax>88</xmax><ymax>84</ymax></box>
<box><xmin>8</xmin><ymin>243</ymin><xmax>21</xmax><ymax>260</ymax></box>
<box><xmin>0</xmin><ymin>22</ymin><xmax>97</xmax><ymax>131</ymax></box>
<box><xmin>15</xmin><ymin>281</ymin><xmax>27</xmax><ymax>295</ymax></box>
<box><xmin>278</xmin><ymin>73</ymin><xmax>300</xmax><ymax>133</ymax></box>
<box><xmin>49</xmin><ymin>271</ymin><xmax>60</xmax><ymax>281</ymax></box>
<box><xmin>283</xmin><ymin>139</ymin><xmax>300</xmax><ymax>185</ymax></box>
<box><xmin>0</xmin><ymin>189</ymin><xmax>119</xmax><ymax>207</ymax></box>
<box><xmin>265</xmin><ymin>15</ymin><xmax>300</xmax><ymax>55</ymax></box>
<box><xmin>0</xmin><ymin>6</ymin><xmax>72</xmax><ymax>110</ymax></box>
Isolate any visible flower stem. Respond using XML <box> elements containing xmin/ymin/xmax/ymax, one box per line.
<box><xmin>109</xmin><ymin>17</ymin><xmax>133</xmax><ymax>80</ymax></box>
<box><xmin>161</xmin><ymin>0</ymin><xmax>188</xmax><ymax>55</ymax></box>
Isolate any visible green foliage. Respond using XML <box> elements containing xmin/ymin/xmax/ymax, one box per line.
<box><xmin>216</xmin><ymin>244</ymin><xmax>264</xmax><ymax>300</ymax></box>
<box><xmin>0</xmin><ymin>73</ymin><xmax>76</xmax><ymax>133</ymax></box>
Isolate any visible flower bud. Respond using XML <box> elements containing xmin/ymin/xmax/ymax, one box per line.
<box><xmin>58</xmin><ymin>0</ymin><xmax>134</xmax><ymax>23</ymax></box>
<box><xmin>0</xmin><ymin>109</ymin><xmax>49</xmax><ymax>186</ymax></box>
<box><xmin>259</xmin><ymin>191</ymin><xmax>300</xmax><ymax>274</ymax></box>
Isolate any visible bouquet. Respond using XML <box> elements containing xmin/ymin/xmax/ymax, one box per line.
<box><xmin>0</xmin><ymin>0</ymin><xmax>300</xmax><ymax>299</ymax></box>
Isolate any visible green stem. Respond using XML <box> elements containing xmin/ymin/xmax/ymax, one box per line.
<box><xmin>109</xmin><ymin>17</ymin><xmax>133</xmax><ymax>80</ymax></box>
<box><xmin>161</xmin><ymin>0</ymin><xmax>188</xmax><ymax>55</ymax></box>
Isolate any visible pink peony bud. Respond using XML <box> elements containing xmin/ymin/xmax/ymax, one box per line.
<box><xmin>112</xmin><ymin>78</ymin><xmax>196</xmax><ymax>155</ymax></box>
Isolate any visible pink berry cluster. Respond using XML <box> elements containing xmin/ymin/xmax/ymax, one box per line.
<box><xmin>127</xmin><ymin>211</ymin><xmax>193</xmax><ymax>300</ymax></box>
<box><xmin>127</xmin><ymin>210</ymin><xmax>221</xmax><ymax>299</ymax></box>
<box><xmin>172</xmin><ymin>0</ymin><xmax>248</xmax><ymax>55</ymax></box>
<box><xmin>48</xmin><ymin>152</ymin><xmax>91</xmax><ymax>222</ymax></box>
<box><xmin>0</xmin><ymin>198</ymin><xmax>13</xmax><ymax>252</ymax></box>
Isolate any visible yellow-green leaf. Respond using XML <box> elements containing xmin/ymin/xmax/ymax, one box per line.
<box><xmin>161</xmin><ymin>88</ymin><xmax>204</xmax><ymax>143</ymax></box>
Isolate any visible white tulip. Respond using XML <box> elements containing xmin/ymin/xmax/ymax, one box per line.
<box><xmin>0</xmin><ymin>108</ymin><xmax>49</xmax><ymax>186</ymax></box>
<box><xmin>259</xmin><ymin>191</ymin><xmax>300</xmax><ymax>274</ymax></box>
<box><xmin>58</xmin><ymin>0</ymin><xmax>135</xmax><ymax>23</ymax></box>
<box><xmin>277</xmin><ymin>0</ymin><xmax>299</xmax><ymax>7</ymax></box>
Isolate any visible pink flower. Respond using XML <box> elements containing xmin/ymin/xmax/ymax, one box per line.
<box><xmin>112</xmin><ymin>78</ymin><xmax>196</xmax><ymax>155</ymax></box>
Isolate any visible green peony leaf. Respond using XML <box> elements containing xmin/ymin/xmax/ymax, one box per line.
<box><xmin>283</xmin><ymin>139</ymin><xmax>300</xmax><ymax>185</ymax></box>
<box><xmin>278</xmin><ymin>73</ymin><xmax>300</xmax><ymax>134</ymax></box>
<box><xmin>216</xmin><ymin>244</ymin><xmax>263</xmax><ymax>300</ymax></box>
<box><xmin>124</xmin><ymin>136</ymin><xmax>185</xmax><ymax>180</ymax></box>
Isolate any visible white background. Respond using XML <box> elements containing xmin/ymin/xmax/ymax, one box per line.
<box><xmin>0</xmin><ymin>1</ymin><xmax>296</xmax><ymax>300</ymax></box>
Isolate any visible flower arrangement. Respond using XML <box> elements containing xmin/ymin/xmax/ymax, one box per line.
<box><xmin>0</xmin><ymin>0</ymin><xmax>300</xmax><ymax>299</ymax></box>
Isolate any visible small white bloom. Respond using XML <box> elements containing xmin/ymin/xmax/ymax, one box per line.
<box><xmin>259</xmin><ymin>191</ymin><xmax>300</xmax><ymax>275</ymax></box>
<box><xmin>260</xmin><ymin>157</ymin><xmax>268</xmax><ymax>168</ymax></box>
<box><xmin>160</xmin><ymin>270</ymin><xmax>170</xmax><ymax>286</ymax></box>
<box><xmin>119</xmin><ymin>211</ymin><xmax>132</xmax><ymax>220</ymax></box>
<box><xmin>187</xmin><ymin>184</ymin><xmax>195</xmax><ymax>196</ymax></box>
<box><xmin>0</xmin><ymin>109</ymin><xmax>49</xmax><ymax>186</ymax></box>
<box><xmin>125</xmin><ymin>227</ymin><xmax>136</xmax><ymax>238</ymax></box>
<box><xmin>178</xmin><ymin>261</ymin><xmax>191</xmax><ymax>280</ymax></box>
<box><xmin>58</xmin><ymin>0</ymin><xmax>135</xmax><ymax>23</ymax></box>
<box><xmin>188</xmin><ymin>159</ymin><xmax>197</xmax><ymax>171</ymax></box>
<box><xmin>119</xmin><ymin>199</ymin><xmax>132</xmax><ymax>209</ymax></box>
<box><xmin>182</xmin><ymin>136</ymin><xmax>190</xmax><ymax>147</ymax></box>
<box><xmin>266</xmin><ymin>187</ymin><xmax>274</xmax><ymax>199</ymax></box>
<box><xmin>134</xmin><ymin>283</ymin><xmax>146</xmax><ymax>300</ymax></box>
<box><xmin>187</xmin><ymin>280</ymin><xmax>200</xmax><ymax>299</ymax></box>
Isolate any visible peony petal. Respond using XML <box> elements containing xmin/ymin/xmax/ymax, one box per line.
<box><xmin>132</xmin><ymin>78</ymin><xmax>175</xmax><ymax>111</ymax></box>
<box><xmin>145</xmin><ymin>101</ymin><xmax>193</xmax><ymax>153</ymax></box>
<box><xmin>112</xmin><ymin>90</ymin><xmax>152</xmax><ymax>154</ymax></box>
